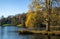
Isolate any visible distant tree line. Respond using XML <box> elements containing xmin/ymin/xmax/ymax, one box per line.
<box><xmin>0</xmin><ymin>13</ymin><xmax>26</xmax><ymax>27</ymax></box>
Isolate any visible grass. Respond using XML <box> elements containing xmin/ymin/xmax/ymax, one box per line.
<box><xmin>2</xmin><ymin>24</ymin><xmax>12</xmax><ymax>26</ymax></box>
<box><xmin>17</xmin><ymin>24</ymin><xmax>23</xmax><ymax>27</ymax></box>
<box><xmin>2</xmin><ymin>24</ymin><xmax>23</xmax><ymax>28</ymax></box>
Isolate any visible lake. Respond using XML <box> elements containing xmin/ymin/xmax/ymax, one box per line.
<box><xmin>0</xmin><ymin>26</ymin><xmax>60</xmax><ymax>39</ymax></box>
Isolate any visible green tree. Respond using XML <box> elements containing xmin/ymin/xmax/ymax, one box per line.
<box><xmin>11</xmin><ymin>17</ymin><xmax>17</xmax><ymax>26</ymax></box>
<box><xmin>0</xmin><ymin>16</ymin><xmax>6</xmax><ymax>26</ymax></box>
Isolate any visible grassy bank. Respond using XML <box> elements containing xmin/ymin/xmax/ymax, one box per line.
<box><xmin>2</xmin><ymin>24</ymin><xmax>12</xmax><ymax>26</ymax></box>
<box><xmin>2</xmin><ymin>24</ymin><xmax>23</xmax><ymax>27</ymax></box>
<box><xmin>17</xmin><ymin>24</ymin><xmax>24</xmax><ymax>27</ymax></box>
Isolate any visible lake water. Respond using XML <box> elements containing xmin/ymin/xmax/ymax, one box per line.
<box><xmin>0</xmin><ymin>26</ymin><xmax>60</xmax><ymax>39</ymax></box>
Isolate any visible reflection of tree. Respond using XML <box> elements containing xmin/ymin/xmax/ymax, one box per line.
<box><xmin>33</xmin><ymin>34</ymin><xmax>48</xmax><ymax>39</ymax></box>
<box><xmin>28</xmin><ymin>34</ymin><xmax>60</xmax><ymax>39</ymax></box>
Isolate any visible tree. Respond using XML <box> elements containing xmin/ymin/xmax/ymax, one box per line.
<box><xmin>0</xmin><ymin>16</ymin><xmax>6</xmax><ymax>26</ymax></box>
<box><xmin>26</xmin><ymin>10</ymin><xmax>45</xmax><ymax>28</ymax></box>
<box><xmin>52</xmin><ymin>7</ymin><xmax>60</xmax><ymax>26</ymax></box>
<box><xmin>15</xmin><ymin>13</ymin><xmax>26</xmax><ymax>27</ymax></box>
<box><xmin>25</xmin><ymin>0</ymin><xmax>46</xmax><ymax>28</ymax></box>
<box><xmin>20</xmin><ymin>13</ymin><xmax>26</xmax><ymax>27</ymax></box>
<box><xmin>11</xmin><ymin>17</ymin><xmax>17</xmax><ymax>26</ymax></box>
<box><xmin>29</xmin><ymin>0</ymin><xmax>45</xmax><ymax>11</ymax></box>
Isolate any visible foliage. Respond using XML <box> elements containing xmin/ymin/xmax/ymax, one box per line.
<box><xmin>25</xmin><ymin>0</ymin><xmax>60</xmax><ymax>29</ymax></box>
<box><xmin>25</xmin><ymin>10</ymin><xmax>44</xmax><ymax>28</ymax></box>
<box><xmin>11</xmin><ymin>17</ymin><xmax>17</xmax><ymax>26</ymax></box>
<box><xmin>0</xmin><ymin>13</ymin><xmax>26</xmax><ymax>27</ymax></box>
<box><xmin>25</xmin><ymin>0</ymin><xmax>46</xmax><ymax>28</ymax></box>
<box><xmin>49</xmin><ymin>7</ymin><xmax>60</xmax><ymax>26</ymax></box>
<box><xmin>29</xmin><ymin>0</ymin><xmax>45</xmax><ymax>11</ymax></box>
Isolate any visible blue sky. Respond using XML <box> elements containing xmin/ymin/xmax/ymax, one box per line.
<box><xmin>0</xmin><ymin>0</ymin><xmax>31</xmax><ymax>17</ymax></box>
<box><xmin>0</xmin><ymin>0</ymin><xmax>60</xmax><ymax>18</ymax></box>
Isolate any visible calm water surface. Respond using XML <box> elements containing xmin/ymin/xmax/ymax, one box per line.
<box><xmin>0</xmin><ymin>26</ymin><xmax>60</xmax><ymax>39</ymax></box>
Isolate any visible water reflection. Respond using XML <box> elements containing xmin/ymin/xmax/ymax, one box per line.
<box><xmin>0</xmin><ymin>26</ymin><xmax>60</xmax><ymax>39</ymax></box>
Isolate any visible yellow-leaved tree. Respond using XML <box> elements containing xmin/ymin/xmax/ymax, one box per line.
<box><xmin>25</xmin><ymin>0</ymin><xmax>46</xmax><ymax>28</ymax></box>
<box><xmin>25</xmin><ymin>10</ymin><xmax>44</xmax><ymax>28</ymax></box>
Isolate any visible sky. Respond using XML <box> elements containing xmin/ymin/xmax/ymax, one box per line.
<box><xmin>0</xmin><ymin>0</ymin><xmax>60</xmax><ymax>18</ymax></box>
<box><xmin>0</xmin><ymin>0</ymin><xmax>31</xmax><ymax>17</ymax></box>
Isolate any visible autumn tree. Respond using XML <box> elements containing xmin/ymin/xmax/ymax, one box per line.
<box><xmin>25</xmin><ymin>0</ymin><xmax>46</xmax><ymax>28</ymax></box>
<box><xmin>26</xmin><ymin>10</ymin><xmax>45</xmax><ymax>28</ymax></box>
<box><xmin>51</xmin><ymin>7</ymin><xmax>60</xmax><ymax>26</ymax></box>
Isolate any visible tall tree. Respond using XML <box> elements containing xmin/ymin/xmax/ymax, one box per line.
<box><xmin>25</xmin><ymin>0</ymin><xmax>45</xmax><ymax>28</ymax></box>
<box><xmin>25</xmin><ymin>11</ymin><xmax>44</xmax><ymax>28</ymax></box>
